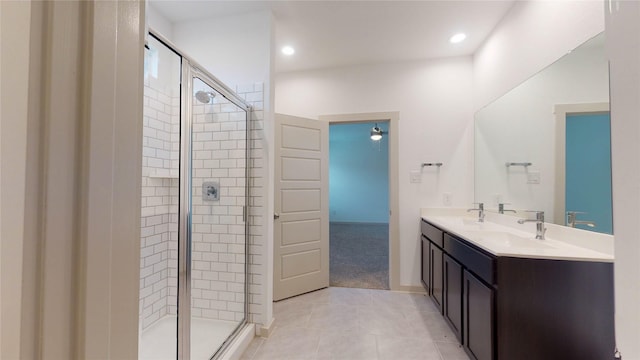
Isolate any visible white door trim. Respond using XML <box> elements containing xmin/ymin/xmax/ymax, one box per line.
<box><xmin>318</xmin><ymin>112</ymin><xmax>403</xmax><ymax>291</ymax></box>
<box><xmin>553</xmin><ymin>102</ymin><xmax>610</xmax><ymax>225</ymax></box>
<box><xmin>1</xmin><ymin>1</ymin><xmax>145</xmax><ymax>358</ymax></box>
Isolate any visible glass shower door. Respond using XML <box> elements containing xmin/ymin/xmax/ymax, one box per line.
<box><xmin>183</xmin><ymin>75</ymin><xmax>248</xmax><ymax>359</ymax></box>
<box><xmin>139</xmin><ymin>33</ymin><xmax>181</xmax><ymax>360</ymax></box>
<box><xmin>141</xmin><ymin>30</ymin><xmax>250</xmax><ymax>360</ymax></box>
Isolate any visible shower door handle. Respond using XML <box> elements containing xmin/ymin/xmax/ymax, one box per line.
<box><xmin>274</xmin><ymin>213</ymin><xmax>280</xmax><ymax>220</ymax></box>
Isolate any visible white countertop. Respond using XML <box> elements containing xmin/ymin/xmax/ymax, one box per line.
<box><xmin>421</xmin><ymin>209</ymin><xmax>614</xmax><ymax>262</ymax></box>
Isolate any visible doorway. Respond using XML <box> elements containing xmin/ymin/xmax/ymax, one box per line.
<box><xmin>328</xmin><ymin>122</ymin><xmax>390</xmax><ymax>289</ymax></box>
<box><xmin>565</xmin><ymin>112</ymin><xmax>612</xmax><ymax>234</ymax></box>
<box><xmin>272</xmin><ymin>111</ymin><xmax>400</xmax><ymax>301</ymax></box>
<box><xmin>554</xmin><ymin>103</ymin><xmax>613</xmax><ymax>235</ymax></box>
<box><xmin>319</xmin><ymin>112</ymin><xmax>400</xmax><ymax>291</ymax></box>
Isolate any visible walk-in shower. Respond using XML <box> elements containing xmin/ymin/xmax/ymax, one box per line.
<box><xmin>139</xmin><ymin>32</ymin><xmax>250</xmax><ymax>360</ymax></box>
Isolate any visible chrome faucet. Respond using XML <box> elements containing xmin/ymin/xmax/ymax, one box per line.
<box><xmin>517</xmin><ymin>211</ymin><xmax>546</xmax><ymax>240</ymax></box>
<box><xmin>467</xmin><ymin>203</ymin><xmax>485</xmax><ymax>223</ymax></box>
<box><xmin>498</xmin><ymin>203</ymin><xmax>516</xmax><ymax>214</ymax></box>
<box><xmin>567</xmin><ymin>211</ymin><xmax>596</xmax><ymax>228</ymax></box>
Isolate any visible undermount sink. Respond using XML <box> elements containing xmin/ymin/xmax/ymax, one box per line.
<box><xmin>463</xmin><ymin>230</ymin><xmax>555</xmax><ymax>250</ymax></box>
<box><xmin>432</xmin><ymin>216</ymin><xmax>495</xmax><ymax>230</ymax></box>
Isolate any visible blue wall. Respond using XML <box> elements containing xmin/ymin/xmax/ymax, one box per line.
<box><xmin>566</xmin><ymin>113</ymin><xmax>613</xmax><ymax>234</ymax></box>
<box><xmin>329</xmin><ymin>122</ymin><xmax>389</xmax><ymax>223</ymax></box>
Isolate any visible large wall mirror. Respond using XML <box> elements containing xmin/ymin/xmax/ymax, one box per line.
<box><xmin>474</xmin><ymin>33</ymin><xmax>612</xmax><ymax>234</ymax></box>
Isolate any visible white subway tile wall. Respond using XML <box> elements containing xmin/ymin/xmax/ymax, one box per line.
<box><xmin>140</xmin><ymin>75</ymin><xmax>180</xmax><ymax>331</ymax></box>
<box><xmin>139</xmin><ymin>79</ymin><xmax>265</xmax><ymax>331</ymax></box>
<box><xmin>244</xmin><ymin>84</ymin><xmax>265</xmax><ymax>327</ymax></box>
<box><xmin>190</xmin><ymin>83</ymin><xmax>247</xmax><ymax>322</ymax></box>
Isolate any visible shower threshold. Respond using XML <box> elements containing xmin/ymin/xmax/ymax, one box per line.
<box><xmin>139</xmin><ymin>315</ymin><xmax>238</xmax><ymax>360</ymax></box>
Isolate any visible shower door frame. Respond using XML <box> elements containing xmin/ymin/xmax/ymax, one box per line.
<box><xmin>148</xmin><ymin>30</ymin><xmax>251</xmax><ymax>360</ymax></box>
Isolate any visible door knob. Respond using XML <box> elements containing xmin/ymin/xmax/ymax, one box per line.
<box><xmin>274</xmin><ymin>213</ymin><xmax>280</xmax><ymax>220</ymax></box>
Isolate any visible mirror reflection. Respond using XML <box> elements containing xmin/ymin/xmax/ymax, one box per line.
<box><xmin>474</xmin><ymin>33</ymin><xmax>612</xmax><ymax>234</ymax></box>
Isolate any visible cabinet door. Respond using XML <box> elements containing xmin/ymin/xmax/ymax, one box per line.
<box><xmin>421</xmin><ymin>236</ymin><xmax>431</xmax><ymax>293</ymax></box>
<box><xmin>464</xmin><ymin>270</ymin><xmax>494</xmax><ymax>360</ymax></box>
<box><xmin>430</xmin><ymin>245</ymin><xmax>443</xmax><ymax>313</ymax></box>
<box><xmin>444</xmin><ymin>254</ymin><xmax>463</xmax><ymax>342</ymax></box>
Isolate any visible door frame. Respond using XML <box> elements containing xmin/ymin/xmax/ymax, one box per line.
<box><xmin>553</xmin><ymin>102</ymin><xmax>610</xmax><ymax>225</ymax></box>
<box><xmin>318</xmin><ymin>112</ymin><xmax>401</xmax><ymax>291</ymax></box>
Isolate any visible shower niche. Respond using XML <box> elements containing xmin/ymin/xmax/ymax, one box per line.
<box><xmin>138</xmin><ymin>32</ymin><xmax>251</xmax><ymax>360</ymax></box>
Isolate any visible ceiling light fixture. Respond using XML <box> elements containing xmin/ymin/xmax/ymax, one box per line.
<box><xmin>370</xmin><ymin>124</ymin><xmax>386</xmax><ymax>141</ymax></box>
<box><xmin>282</xmin><ymin>46</ymin><xmax>295</xmax><ymax>55</ymax></box>
<box><xmin>449</xmin><ymin>33</ymin><xmax>467</xmax><ymax>44</ymax></box>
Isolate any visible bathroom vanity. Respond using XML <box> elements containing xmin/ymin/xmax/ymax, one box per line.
<box><xmin>420</xmin><ymin>214</ymin><xmax>614</xmax><ymax>360</ymax></box>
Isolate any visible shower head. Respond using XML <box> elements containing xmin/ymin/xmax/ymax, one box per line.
<box><xmin>195</xmin><ymin>90</ymin><xmax>216</xmax><ymax>104</ymax></box>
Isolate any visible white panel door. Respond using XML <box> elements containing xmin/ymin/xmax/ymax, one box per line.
<box><xmin>274</xmin><ymin>114</ymin><xmax>329</xmax><ymax>301</ymax></box>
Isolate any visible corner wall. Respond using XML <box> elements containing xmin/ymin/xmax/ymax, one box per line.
<box><xmin>147</xmin><ymin>3</ymin><xmax>173</xmax><ymax>40</ymax></box>
<box><xmin>473</xmin><ymin>0</ymin><xmax>604</xmax><ymax>111</ymax></box>
<box><xmin>172</xmin><ymin>11</ymin><xmax>271</xmax><ymax>90</ymax></box>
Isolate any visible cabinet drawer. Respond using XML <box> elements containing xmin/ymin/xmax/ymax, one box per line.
<box><xmin>421</xmin><ymin>220</ymin><xmax>444</xmax><ymax>248</ymax></box>
<box><xmin>444</xmin><ymin>233</ymin><xmax>496</xmax><ymax>286</ymax></box>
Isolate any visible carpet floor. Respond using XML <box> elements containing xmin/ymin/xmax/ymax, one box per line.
<box><xmin>330</xmin><ymin>222</ymin><xmax>389</xmax><ymax>290</ymax></box>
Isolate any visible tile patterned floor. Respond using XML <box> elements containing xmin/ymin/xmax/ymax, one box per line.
<box><xmin>240</xmin><ymin>287</ymin><xmax>470</xmax><ymax>360</ymax></box>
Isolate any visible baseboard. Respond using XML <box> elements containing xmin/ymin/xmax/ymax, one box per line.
<box><xmin>258</xmin><ymin>316</ymin><xmax>275</xmax><ymax>337</ymax></box>
<box><xmin>330</xmin><ymin>221</ymin><xmax>389</xmax><ymax>225</ymax></box>
<box><xmin>220</xmin><ymin>323</ymin><xmax>255</xmax><ymax>360</ymax></box>
<box><xmin>391</xmin><ymin>284</ymin><xmax>426</xmax><ymax>294</ymax></box>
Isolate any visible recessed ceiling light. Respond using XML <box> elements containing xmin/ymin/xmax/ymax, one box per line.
<box><xmin>282</xmin><ymin>46</ymin><xmax>295</xmax><ymax>56</ymax></box>
<box><xmin>449</xmin><ymin>33</ymin><xmax>467</xmax><ymax>44</ymax></box>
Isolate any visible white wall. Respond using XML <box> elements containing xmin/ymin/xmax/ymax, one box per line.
<box><xmin>473</xmin><ymin>0</ymin><xmax>604</xmax><ymax>111</ymax></box>
<box><xmin>276</xmin><ymin>57</ymin><xmax>474</xmax><ymax>286</ymax></box>
<box><xmin>172</xmin><ymin>11</ymin><xmax>272</xmax><ymax>90</ymax></box>
<box><xmin>606</xmin><ymin>0</ymin><xmax>640</xmax><ymax>358</ymax></box>
<box><xmin>147</xmin><ymin>2</ymin><xmax>173</xmax><ymax>40</ymax></box>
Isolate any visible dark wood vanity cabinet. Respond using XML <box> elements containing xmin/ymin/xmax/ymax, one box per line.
<box><xmin>421</xmin><ymin>220</ymin><xmax>444</xmax><ymax>313</ymax></box>
<box><xmin>495</xmin><ymin>257</ymin><xmax>614</xmax><ymax>360</ymax></box>
<box><xmin>420</xmin><ymin>218</ymin><xmax>614</xmax><ymax>360</ymax></box>
<box><xmin>443</xmin><ymin>253</ymin><xmax>463</xmax><ymax>342</ymax></box>
<box><xmin>421</xmin><ymin>219</ymin><xmax>494</xmax><ymax>358</ymax></box>
<box><xmin>420</xmin><ymin>236</ymin><xmax>430</xmax><ymax>293</ymax></box>
<box><xmin>430</xmin><ymin>244</ymin><xmax>444</xmax><ymax>313</ymax></box>
<box><xmin>463</xmin><ymin>269</ymin><xmax>494</xmax><ymax>360</ymax></box>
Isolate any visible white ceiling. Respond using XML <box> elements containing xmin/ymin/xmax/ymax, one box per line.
<box><xmin>151</xmin><ymin>0</ymin><xmax>515</xmax><ymax>73</ymax></box>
